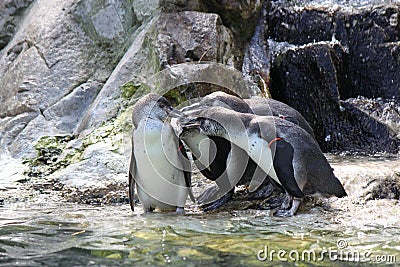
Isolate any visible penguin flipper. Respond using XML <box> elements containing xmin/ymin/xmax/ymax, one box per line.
<box><xmin>128</xmin><ymin>170</ymin><xmax>136</xmax><ymax>212</ymax></box>
<box><xmin>128</xmin><ymin>148</ymin><xmax>137</xmax><ymax>212</ymax></box>
<box><xmin>272</xmin><ymin>139</ymin><xmax>305</xmax><ymax>199</ymax></box>
<box><xmin>178</xmin><ymin>140</ymin><xmax>196</xmax><ymax>203</ymax></box>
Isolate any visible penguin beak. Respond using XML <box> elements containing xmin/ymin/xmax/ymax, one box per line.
<box><xmin>165</xmin><ymin>106</ymin><xmax>185</xmax><ymax>118</ymax></box>
<box><xmin>179</xmin><ymin>118</ymin><xmax>202</xmax><ymax>138</ymax></box>
<box><xmin>180</xmin><ymin>118</ymin><xmax>202</xmax><ymax>129</ymax></box>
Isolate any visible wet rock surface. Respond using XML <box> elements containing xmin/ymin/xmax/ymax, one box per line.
<box><xmin>267</xmin><ymin>0</ymin><xmax>400</xmax><ymax>153</ymax></box>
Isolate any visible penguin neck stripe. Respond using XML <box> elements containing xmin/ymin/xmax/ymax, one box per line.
<box><xmin>268</xmin><ymin>137</ymin><xmax>283</xmax><ymax>148</ymax></box>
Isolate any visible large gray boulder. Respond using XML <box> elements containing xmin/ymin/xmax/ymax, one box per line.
<box><xmin>77</xmin><ymin>10</ymin><xmax>236</xmax><ymax>132</ymax></box>
<box><xmin>0</xmin><ymin>0</ymin><xmax>237</xmax><ymax>195</ymax></box>
<box><xmin>0</xmin><ymin>0</ymin><xmax>138</xmax><ymax>158</ymax></box>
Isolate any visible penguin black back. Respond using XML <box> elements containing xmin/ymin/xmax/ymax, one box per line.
<box><xmin>193</xmin><ymin>136</ymin><xmax>231</xmax><ymax>181</ymax></box>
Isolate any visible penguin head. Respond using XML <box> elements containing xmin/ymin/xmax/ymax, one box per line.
<box><xmin>132</xmin><ymin>93</ymin><xmax>183</xmax><ymax>126</ymax></box>
<box><xmin>180</xmin><ymin>116</ymin><xmax>227</xmax><ymax>138</ymax></box>
<box><xmin>201</xmin><ymin>91</ymin><xmax>252</xmax><ymax>113</ymax></box>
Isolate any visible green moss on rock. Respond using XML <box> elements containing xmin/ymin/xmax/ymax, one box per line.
<box><xmin>23</xmin><ymin>135</ymin><xmax>76</xmax><ymax>178</ymax></box>
<box><xmin>121</xmin><ymin>82</ymin><xmax>140</xmax><ymax>99</ymax></box>
<box><xmin>164</xmin><ymin>88</ymin><xmax>187</xmax><ymax>106</ymax></box>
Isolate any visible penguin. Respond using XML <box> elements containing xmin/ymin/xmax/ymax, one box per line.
<box><xmin>179</xmin><ymin>107</ymin><xmax>347</xmax><ymax>216</ymax></box>
<box><xmin>179</xmin><ymin>91</ymin><xmax>315</xmax><ymax>211</ymax></box>
<box><xmin>186</xmin><ymin>91</ymin><xmax>315</xmax><ymax>138</ymax></box>
<box><xmin>129</xmin><ymin>93</ymin><xmax>194</xmax><ymax>213</ymax></box>
<box><xmin>244</xmin><ymin>97</ymin><xmax>315</xmax><ymax>139</ymax></box>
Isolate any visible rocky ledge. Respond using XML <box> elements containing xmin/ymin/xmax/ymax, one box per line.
<box><xmin>0</xmin><ymin>0</ymin><xmax>399</xmax><ymax>204</ymax></box>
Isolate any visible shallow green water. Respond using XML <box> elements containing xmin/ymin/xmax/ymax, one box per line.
<box><xmin>1</xmin><ymin>200</ymin><xmax>399</xmax><ymax>266</ymax></box>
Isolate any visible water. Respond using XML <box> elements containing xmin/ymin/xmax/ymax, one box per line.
<box><xmin>1</xmin><ymin>195</ymin><xmax>399</xmax><ymax>266</ymax></box>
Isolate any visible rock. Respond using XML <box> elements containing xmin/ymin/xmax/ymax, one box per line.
<box><xmin>42</xmin><ymin>81</ymin><xmax>102</xmax><ymax>134</ymax></box>
<box><xmin>267</xmin><ymin>1</ymin><xmax>400</xmax><ymax>99</ymax></box>
<box><xmin>270</xmin><ymin>42</ymin><xmax>341</xmax><ymax>148</ymax></box>
<box><xmin>270</xmin><ymin>41</ymin><xmax>399</xmax><ymax>153</ymax></box>
<box><xmin>8</xmin><ymin>115</ymin><xmax>60</xmax><ymax>159</ymax></box>
<box><xmin>159</xmin><ymin>0</ymin><xmax>205</xmax><ymax>13</ymax></box>
<box><xmin>266</xmin><ymin>0</ymin><xmax>400</xmax><ymax>153</ymax></box>
<box><xmin>51</xmin><ymin>141</ymin><xmax>127</xmax><ymax>189</ymax></box>
<box><xmin>338</xmin><ymin>100</ymin><xmax>399</xmax><ymax>154</ymax></box>
<box><xmin>201</xmin><ymin>0</ymin><xmax>266</xmax><ymax>71</ymax></box>
<box><xmin>3</xmin><ymin>81</ymin><xmax>101</xmax><ymax>158</ymax></box>
<box><xmin>241</xmin><ymin>0</ymin><xmax>271</xmax><ymax>97</ymax></box>
<box><xmin>0</xmin><ymin>0</ymin><xmax>34</xmax><ymax>50</ymax></box>
<box><xmin>366</xmin><ymin>173</ymin><xmax>400</xmax><ymax>201</ymax></box>
<box><xmin>346</xmin><ymin>96</ymin><xmax>400</xmax><ymax>136</ymax></box>
<box><xmin>0</xmin><ymin>0</ymin><xmax>138</xmax><ymax>158</ymax></box>
<box><xmin>202</xmin><ymin>0</ymin><xmax>265</xmax><ymax>44</ymax></box>
<box><xmin>78</xmin><ymin>11</ymin><xmax>236</xmax><ymax>132</ymax></box>
<box><xmin>158</xmin><ymin>11</ymin><xmax>234</xmax><ymax>65</ymax></box>
<box><xmin>132</xmin><ymin>0</ymin><xmax>161</xmax><ymax>22</ymax></box>
<box><xmin>0</xmin><ymin>112</ymin><xmax>37</xmax><ymax>150</ymax></box>
<box><xmin>75</xmin><ymin>0</ymin><xmax>137</xmax><ymax>45</ymax></box>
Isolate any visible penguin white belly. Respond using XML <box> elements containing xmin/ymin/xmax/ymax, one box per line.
<box><xmin>134</xmin><ymin>119</ymin><xmax>188</xmax><ymax>211</ymax></box>
<box><xmin>225</xmin><ymin>144</ymin><xmax>249</xmax><ymax>187</ymax></box>
<box><xmin>232</xmin><ymin>133</ymin><xmax>280</xmax><ymax>185</ymax></box>
<box><xmin>181</xmin><ymin>133</ymin><xmax>213</xmax><ymax>170</ymax></box>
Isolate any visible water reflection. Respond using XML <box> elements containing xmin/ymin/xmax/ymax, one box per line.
<box><xmin>1</xmin><ymin>199</ymin><xmax>399</xmax><ymax>266</ymax></box>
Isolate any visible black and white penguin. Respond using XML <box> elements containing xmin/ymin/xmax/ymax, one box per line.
<box><xmin>129</xmin><ymin>93</ymin><xmax>193</xmax><ymax>213</ymax></box>
<box><xmin>179</xmin><ymin>91</ymin><xmax>315</xmax><ymax>211</ymax></box>
<box><xmin>179</xmin><ymin>107</ymin><xmax>347</xmax><ymax>216</ymax></box>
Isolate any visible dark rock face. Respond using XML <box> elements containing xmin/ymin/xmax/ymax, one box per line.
<box><xmin>366</xmin><ymin>172</ymin><xmax>400</xmax><ymax>200</ymax></box>
<box><xmin>156</xmin><ymin>11</ymin><xmax>234</xmax><ymax>66</ymax></box>
<box><xmin>202</xmin><ymin>0</ymin><xmax>265</xmax><ymax>43</ymax></box>
<box><xmin>270</xmin><ymin>42</ymin><xmax>345</xmax><ymax>151</ymax></box>
<box><xmin>269</xmin><ymin>42</ymin><xmax>400</xmax><ymax>153</ymax></box>
<box><xmin>201</xmin><ymin>0</ymin><xmax>266</xmax><ymax>69</ymax></box>
<box><xmin>267</xmin><ymin>1</ymin><xmax>400</xmax><ymax>153</ymax></box>
<box><xmin>241</xmin><ymin>0</ymin><xmax>271</xmax><ymax>97</ymax></box>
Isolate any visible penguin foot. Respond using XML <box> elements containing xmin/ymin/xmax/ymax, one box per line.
<box><xmin>249</xmin><ymin>194</ymin><xmax>286</xmax><ymax>210</ymax></box>
<box><xmin>197</xmin><ymin>186</ymin><xmax>221</xmax><ymax>205</ymax></box>
<box><xmin>175</xmin><ymin>207</ymin><xmax>185</xmax><ymax>214</ymax></box>
<box><xmin>144</xmin><ymin>207</ymin><xmax>155</xmax><ymax>213</ymax></box>
<box><xmin>198</xmin><ymin>187</ymin><xmax>234</xmax><ymax>212</ymax></box>
<box><xmin>273</xmin><ymin>197</ymin><xmax>302</xmax><ymax>217</ymax></box>
<box><xmin>280</xmin><ymin>194</ymin><xmax>293</xmax><ymax>210</ymax></box>
<box><xmin>201</xmin><ymin>191</ymin><xmax>234</xmax><ymax>212</ymax></box>
<box><xmin>247</xmin><ymin>182</ymin><xmax>276</xmax><ymax>200</ymax></box>
<box><xmin>273</xmin><ymin>209</ymin><xmax>294</xmax><ymax>217</ymax></box>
